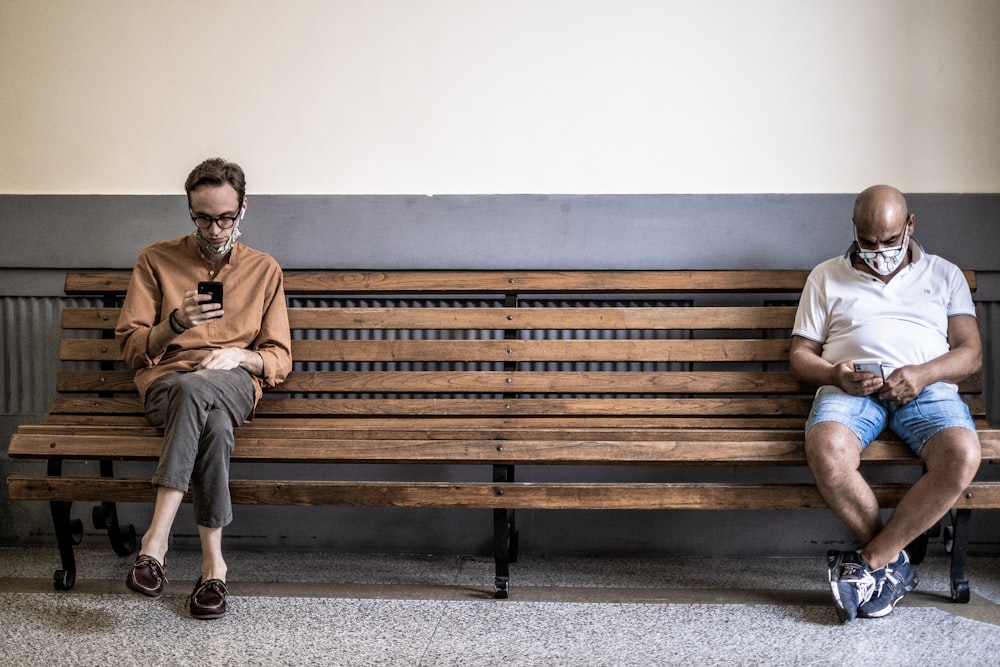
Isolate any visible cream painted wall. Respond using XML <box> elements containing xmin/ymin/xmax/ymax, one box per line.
<box><xmin>2</xmin><ymin>0</ymin><xmax>998</xmax><ymax>195</ymax></box>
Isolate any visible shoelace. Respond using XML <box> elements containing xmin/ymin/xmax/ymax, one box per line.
<box><xmin>870</xmin><ymin>570</ymin><xmax>888</xmax><ymax>597</ymax></box>
<box><xmin>841</xmin><ymin>562</ymin><xmax>877</xmax><ymax>602</ymax></box>
<box><xmin>191</xmin><ymin>579</ymin><xmax>228</xmax><ymax>601</ymax></box>
<box><xmin>132</xmin><ymin>555</ymin><xmax>168</xmax><ymax>583</ymax></box>
<box><xmin>855</xmin><ymin>575</ymin><xmax>876</xmax><ymax>603</ymax></box>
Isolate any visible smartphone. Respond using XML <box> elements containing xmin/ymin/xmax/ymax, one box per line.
<box><xmin>853</xmin><ymin>358</ymin><xmax>884</xmax><ymax>380</ymax></box>
<box><xmin>198</xmin><ymin>281</ymin><xmax>224</xmax><ymax>308</ymax></box>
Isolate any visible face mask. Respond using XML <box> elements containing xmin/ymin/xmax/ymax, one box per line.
<box><xmin>194</xmin><ymin>210</ymin><xmax>243</xmax><ymax>256</ymax></box>
<box><xmin>854</xmin><ymin>226</ymin><xmax>908</xmax><ymax>276</ymax></box>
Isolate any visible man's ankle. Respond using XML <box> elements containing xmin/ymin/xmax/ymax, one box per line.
<box><xmin>860</xmin><ymin>548</ymin><xmax>896</xmax><ymax>572</ymax></box>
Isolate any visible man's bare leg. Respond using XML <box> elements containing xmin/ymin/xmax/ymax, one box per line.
<box><xmin>805</xmin><ymin>421</ymin><xmax>883</xmax><ymax>545</ymax></box>
<box><xmin>139</xmin><ymin>486</ymin><xmax>184</xmax><ymax>564</ymax></box>
<box><xmin>862</xmin><ymin>427</ymin><xmax>980</xmax><ymax>568</ymax></box>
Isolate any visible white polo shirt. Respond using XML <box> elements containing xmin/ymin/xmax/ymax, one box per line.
<box><xmin>792</xmin><ymin>238</ymin><xmax>976</xmax><ymax>382</ymax></box>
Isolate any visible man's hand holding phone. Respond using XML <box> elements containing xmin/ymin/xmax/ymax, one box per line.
<box><xmin>197</xmin><ymin>281</ymin><xmax>224</xmax><ymax>320</ymax></box>
<box><xmin>852</xmin><ymin>358</ymin><xmax>885</xmax><ymax>380</ymax></box>
<box><xmin>846</xmin><ymin>357</ymin><xmax>885</xmax><ymax>396</ymax></box>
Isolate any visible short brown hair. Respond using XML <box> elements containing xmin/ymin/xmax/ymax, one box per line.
<box><xmin>185</xmin><ymin>158</ymin><xmax>246</xmax><ymax>207</ymax></box>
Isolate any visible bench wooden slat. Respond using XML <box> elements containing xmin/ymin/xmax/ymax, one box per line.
<box><xmin>291</xmin><ymin>306</ymin><xmax>800</xmax><ymax>330</ymax></box>
<box><xmin>41</xmin><ymin>395</ymin><xmax>987</xmax><ymax>423</ymax></box>
<box><xmin>65</xmin><ymin>270</ymin><xmax>811</xmax><ymax>295</ymax></box>
<box><xmin>294</xmin><ymin>339</ymin><xmax>792</xmax><ymax>363</ymax></box>
<box><xmin>60</xmin><ymin>339</ymin><xmax>122</xmax><ymax>362</ymax></box>
<box><xmin>46</xmin><ymin>397</ymin><xmax>146</xmax><ymax>415</ymax></box>
<box><xmin>61</xmin><ymin>308</ymin><xmax>121</xmax><ymax>329</ymax></box>
<box><xmin>10</xmin><ymin>475</ymin><xmax>1000</xmax><ymax>510</ymax></box>
<box><xmin>16</xmin><ymin>417</ymin><xmax>1000</xmax><ymax>446</ymax></box>
<box><xmin>65</xmin><ymin>270</ymin><xmax>814</xmax><ymax>295</ymax></box>
<box><xmin>270</xmin><ymin>370</ymin><xmax>809</xmax><ymax>394</ymax></box>
<box><xmin>16</xmin><ymin>432</ymin><xmax>822</xmax><ymax>464</ymax></box>
<box><xmin>60</xmin><ymin>338</ymin><xmax>794</xmax><ymax>364</ymax></box>
<box><xmin>35</xmin><ymin>415</ymin><xmax>995</xmax><ymax>438</ymax></box>
<box><xmin>12</xmin><ymin>430</ymin><xmax>1000</xmax><ymax>464</ymax></box>
<box><xmin>55</xmin><ymin>369</ymin><xmax>812</xmax><ymax>394</ymax></box>
<box><xmin>12</xmin><ymin>433</ymin><xmax>833</xmax><ymax>464</ymax></box>
<box><xmin>289</xmin><ymin>269</ymin><xmax>974</xmax><ymax>294</ymax></box>
<box><xmin>284</xmin><ymin>270</ymin><xmax>818</xmax><ymax>294</ymax></box>
<box><xmin>62</xmin><ymin>269</ymin><xmax>977</xmax><ymax>297</ymax></box>
<box><xmin>62</xmin><ymin>306</ymin><xmax>801</xmax><ymax>331</ymax></box>
<box><xmin>38</xmin><ymin>417</ymin><xmax>814</xmax><ymax>430</ymax></box>
<box><xmin>53</xmin><ymin>369</ymin><xmax>983</xmax><ymax>397</ymax></box>
<box><xmin>47</xmin><ymin>396</ymin><xmax>815</xmax><ymax>417</ymax></box>
<box><xmin>253</xmin><ymin>397</ymin><xmax>816</xmax><ymax>417</ymax></box>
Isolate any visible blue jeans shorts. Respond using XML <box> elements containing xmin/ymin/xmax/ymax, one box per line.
<box><xmin>804</xmin><ymin>382</ymin><xmax>976</xmax><ymax>456</ymax></box>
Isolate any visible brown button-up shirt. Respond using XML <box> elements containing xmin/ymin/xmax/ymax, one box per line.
<box><xmin>115</xmin><ymin>234</ymin><xmax>293</xmax><ymax>405</ymax></box>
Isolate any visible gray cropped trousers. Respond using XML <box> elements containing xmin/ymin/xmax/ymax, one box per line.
<box><xmin>144</xmin><ymin>368</ymin><xmax>256</xmax><ymax>528</ymax></box>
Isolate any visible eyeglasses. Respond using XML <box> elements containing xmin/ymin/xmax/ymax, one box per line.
<box><xmin>853</xmin><ymin>221</ymin><xmax>909</xmax><ymax>259</ymax></box>
<box><xmin>192</xmin><ymin>212</ymin><xmax>240</xmax><ymax>229</ymax></box>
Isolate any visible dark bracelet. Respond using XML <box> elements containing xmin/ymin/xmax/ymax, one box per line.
<box><xmin>169</xmin><ymin>309</ymin><xmax>189</xmax><ymax>335</ymax></box>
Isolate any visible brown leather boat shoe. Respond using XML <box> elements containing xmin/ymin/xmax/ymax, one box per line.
<box><xmin>189</xmin><ymin>578</ymin><xmax>228</xmax><ymax>620</ymax></box>
<box><xmin>125</xmin><ymin>554</ymin><xmax>166</xmax><ymax>598</ymax></box>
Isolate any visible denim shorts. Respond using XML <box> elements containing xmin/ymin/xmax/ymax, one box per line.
<box><xmin>804</xmin><ymin>382</ymin><xmax>976</xmax><ymax>455</ymax></box>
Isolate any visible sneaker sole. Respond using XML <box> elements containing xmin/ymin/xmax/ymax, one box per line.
<box><xmin>830</xmin><ymin>588</ymin><xmax>852</xmax><ymax>623</ymax></box>
<box><xmin>827</xmin><ymin>551</ymin><xmax>855</xmax><ymax>623</ymax></box>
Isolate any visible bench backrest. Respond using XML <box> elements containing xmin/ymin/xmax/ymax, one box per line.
<box><xmin>53</xmin><ymin>270</ymin><xmax>987</xmax><ymax>430</ymax></box>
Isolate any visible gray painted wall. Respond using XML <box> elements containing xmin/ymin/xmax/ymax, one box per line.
<box><xmin>3</xmin><ymin>193</ymin><xmax>999</xmax><ymax>274</ymax></box>
<box><xmin>2</xmin><ymin>193</ymin><xmax>999</xmax><ymax>558</ymax></box>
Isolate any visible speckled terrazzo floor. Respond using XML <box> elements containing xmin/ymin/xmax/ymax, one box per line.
<box><xmin>3</xmin><ymin>548</ymin><xmax>1000</xmax><ymax>666</ymax></box>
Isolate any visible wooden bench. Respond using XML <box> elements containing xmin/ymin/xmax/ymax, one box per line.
<box><xmin>7</xmin><ymin>270</ymin><xmax>1000</xmax><ymax>600</ymax></box>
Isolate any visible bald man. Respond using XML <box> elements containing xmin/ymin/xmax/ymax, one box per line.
<box><xmin>790</xmin><ymin>185</ymin><xmax>982</xmax><ymax>622</ymax></box>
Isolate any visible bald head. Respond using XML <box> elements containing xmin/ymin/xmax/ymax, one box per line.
<box><xmin>850</xmin><ymin>185</ymin><xmax>914</xmax><ymax>277</ymax></box>
<box><xmin>853</xmin><ymin>185</ymin><xmax>908</xmax><ymax>228</ymax></box>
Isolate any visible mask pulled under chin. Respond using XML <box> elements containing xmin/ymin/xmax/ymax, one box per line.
<box><xmin>194</xmin><ymin>226</ymin><xmax>242</xmax><ymax>256</ymax></box>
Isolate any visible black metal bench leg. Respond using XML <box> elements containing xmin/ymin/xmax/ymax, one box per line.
<box><xmin>508</xmin><ymin>507</ymin><xmax>519</xmax><ymax>564</ymax></box>
<box><xmin>493</xmin><ymin>508</ymin><xmax>510</xmax><ymax>599</ymax></box>
<box><xmin>92</xmin><ymin>461</ymin><xmax>137</xmax><ymax>556</ymax></box>
<box><xmin>49</xmin><ymin>498</ymin><xmax>81</xmax><ymax>591</ymax></box>
<box><xmin>948</xmin><ymin>509</ymin><xmax>972</xmax><ymax>603</ymax></box>
<box><xmin>906</xmin><ymin>529</ymin><xmax>932</xmax><ymax>565</ymax></box>
<box><xmin>493</xmin><ymin>464</ymin><xmax>516</xmax><ymax>598</ymax></box>
<box><xmin>92</xmin><ymin>502</ymin><xmax>137</xmax><ymax>557</ymax></box>
<box><xmin>46</xmin><ymin>458</ymin><xmax>81</xmax><ymax>590</ymax></box>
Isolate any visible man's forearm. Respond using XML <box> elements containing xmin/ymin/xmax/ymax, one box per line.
<box><xmin>914</xmin><ymin>347</ymin><xmax>981</xmax><ymax>387</ymax></box>
<box><xmin>790</xmin><ymin>348</ymin><xmax>837</xmax><ymax>388</ymax></box>
<box><xmin>145</xmin><ymin>313</ymin><xmax>182</xmax><ymax>359</ymax></box>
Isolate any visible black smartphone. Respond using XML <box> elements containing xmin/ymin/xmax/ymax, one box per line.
<box><xmin>198</xmin><ymin>281</ymin><xmax>224</xmax><ymax>308</ymax></box>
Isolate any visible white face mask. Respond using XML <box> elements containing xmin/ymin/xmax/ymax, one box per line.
<box><xmin>854</xmin><ymin>225</ymin><xmax>909</xmax><ymax>276</ymax></box>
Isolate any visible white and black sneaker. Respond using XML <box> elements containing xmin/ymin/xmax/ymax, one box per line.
<box><xmin>858</xmin><ymin>550</ymin><xmax>918</xmax><ymax>619</ymax></box>
<box><xmin>828</xmin><ymin>550</ymin><xmax>877</xmax><ymax>623</ymax></box>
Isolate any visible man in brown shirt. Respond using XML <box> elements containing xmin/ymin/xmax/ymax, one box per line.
<box><xmin>116</xmin><ymin>158</ymin><xmax>292</xmax><ymax>619</ymax></box>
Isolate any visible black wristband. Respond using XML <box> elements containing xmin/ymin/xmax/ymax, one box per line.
<box><xmin>169</xmin><ymin>309</ymin><xmax>188</xmax><ymax>335</ymax></box>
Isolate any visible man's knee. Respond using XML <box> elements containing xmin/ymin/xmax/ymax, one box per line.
<box><xmin>805</xmin><ymin>421</ymin><xmax>863</xmax><ymax>479</ymax></box>
<box><xmin>166</xmin><ymin>371</ymin><xmax>212</xmax><ymax>405</ymax></box>
<box><xmin>203</xmin><ymin>408</ymin><xmax>234</xmax><ymax>438</ymax></box>
<box><xmin>923</xmin><ymin>427</ymin><xmax>981</xmax><ymax>485</ymax></box>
